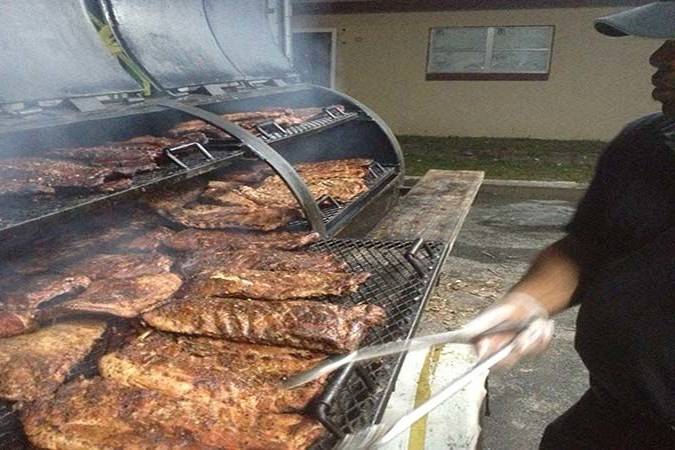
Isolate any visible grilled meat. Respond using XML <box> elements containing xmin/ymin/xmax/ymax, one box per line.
<box><xmin>219</xmin><ymin>165</ymin><xmax>274</xmax><ymax>184</ymax></box>
<box><xmin>143</xmin><ymin>297</ymin><xmax>386</xmax><ymax>353</ymax></box>
<box><xmin>57</xmin><ymin>273</ymin><xmax>182</xmax><ymax>318</ymax></box>
<box><xmin>1</xmin><ymin>274</ymin><xmax>91</xmax><ymax>309</ymax></box>
<box><xmin>193</xmin><ymin>269</ymin><xmax>370</xmax><ymax>300</ymax></box>
<box><xmin>6</xmin><ymin>223</ymin><xmax>164</xmax><ymax>275</ymax></box>
<box><xmin>57</xmin><ymin>253</ymin><xmax>173</xmax><ymax>281</ymax></box>
<box><xmin>167</xmin><ymin>120</ymin><xmax>233</xmax><ymax>141</ymax></box>
<box><xmin>119</xmin><ymin>226</ymin><xmax>176</xmax><ymax>252</ymax></box>
<box><xmin>0</xmin><ymin>309</ymin><xmax>37</xmax><ymax>339</ymax></box>
<box><xmin>22</xmin><ymin>378</ymin><xmax>324</xmax><ymax>450</ymax></box>
<box><xmin>239</xmin><ymin>175</ymin><xmax>368</xmax><ymax>208</ymax></box>
<box><xmin>295</xmin><ymin>158</ymin><xmax>372</xmax><ymax>179</ymax></box>
<box><xmin>178</xmin><ymin>249</ymin><xmax>348</xmax><ymax>277</ymax></box>
<box><xmin>43</xmin><ymin>143</ymin><xmax>165</xmax><ymax>175</ymax></box>
<box><xmin>100</xmin><ymin>333</ymin><xmax>326</xmax><ymax>414</ymax></box>
<box><xmin>0</xmin><ymin>321</ymin><xmax>106</xmax><ymax>402</ymax></box>
<box><xmin>221</xmin><ymin>108</ymin><xmax>292</xmax><ymax>124</ymax></box>
<box><xmin>165</xmin><ymin>202</ymin><xmax>300</xmax><ymax>231</ymax></box>
<box><xmin>143</xmin><ymin>178</ymin><xmax>208</xmax><ymax>216</ymax></box>
<box><xmin>0</xmin><ymin>275</ymin><xmax>91</xmax><ymax>338</ymax></box>
<box><xmin>164</xmin><ymin>229</ymin><xmax>320</xmax><ymax>252</ymax></box>
<box><xmin>121</xmin><ymin>135</ymin><xmax>180</xmax><ymax>148</ymax></box>
<box><xmin>0</xmin><ymin>157</ymin><xmax>132</xmax><ymax>195</ymax></box>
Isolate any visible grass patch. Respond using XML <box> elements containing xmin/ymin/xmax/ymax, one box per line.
<box><xmin>399</xmin><ymin>135</ymin><xmax>606</xmax><ymax>182</ymax></box>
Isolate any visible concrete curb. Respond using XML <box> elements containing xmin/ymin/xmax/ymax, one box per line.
<box><xmin>404</xmin><ymin>176</ymin><xmax>588</xmax><ymax>190</ymax></box>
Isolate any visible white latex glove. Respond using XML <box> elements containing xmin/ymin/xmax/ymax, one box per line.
<box><xmin>464</xmin><ymin>292</ymin><xmax>554</xmax><ymax>369</ymax></box>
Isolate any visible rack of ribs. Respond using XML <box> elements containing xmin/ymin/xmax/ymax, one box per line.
<box><xmin>0</xmin><ymin>321</ymin><xmax>107</xmax><ymax>402</ymax></box>
<box><xmin>99</xmin><ymin>333</ymin><xmax>326</xmax><ymax>414</ymax></box>
<box><xmin>178</xmin><ymin>248</ymin><xmax>348</xmax><ymax>277</ymax></box>
<box><xmin>56</xmin><ymin>252</ymin><xmax>173</xmax><ymax>281</ymax></box>
<box><xmin>164</xmin><ymin>229</ymin><xmax>320</xmax><ymax>252</ymax></box>
<box><xmin>167</xmin><ymin>120</ymin><xmax>233</xmax><ymax>141</ymax></box>
<box><xmin>0</xmin><ymin>274</ymin><xmax>91</xmax><ymax>337</ymax></box>
<box><xmin>166</xmin><ymin>202</ymin><xmax>301</xmax><ymax>231</ymax></box>
<box><xmin>0</xmin><ymin>158</ymin><xmax>133</xmax><ymax>195</ymax></box>
<box><xmin>142</xmin><ymin>296</ymin><xmax>386</xmax><ymax>353</ymax></box>
<box><xmin>22</xmin><ymin>377</ymin><xmax>324</xmax><ymax>450</ymax></box>
<box><xmin>55</xmin><ymin>273</ymin><xmax>182</xmax><ymax>318</ymax></box>
<box><xmin>192</xmin><ymin>269</ymin><xmax>370</xmax><ymax>300</ymax></box>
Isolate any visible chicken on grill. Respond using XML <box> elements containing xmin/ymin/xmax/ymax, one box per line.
<box><xmin>194</xmin><ymin>269</ymin><xmax>370</xmax><ymax>300</ymax></box>
<box><xmin>100</xmin><ymin>333</ymin><xmax>326</xmax><ymax>414</ymax></box>
<box><xmin>143</xmin><ymin>296</ymin><xmax>386</xmax><ymax>353</ymax></box>
<box><xmin>22</xmin><ymin>377</ymin><xmax>324</xmax><ymax>450</ymax></box>
<box><xmin>0</xmin><ymin>321</ymin><xmax>107</xmax><ymax>402</ymax></box>
<box><xmin>164</xmin><ymin>229</ymin><xmax>320</xmax><ymax>252</ymax></box>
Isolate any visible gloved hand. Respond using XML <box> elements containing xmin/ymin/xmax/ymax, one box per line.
<box><xmin>463</xmin><ymin>292</ymin><xmax>554</xmax><ymax>369</ymax></box>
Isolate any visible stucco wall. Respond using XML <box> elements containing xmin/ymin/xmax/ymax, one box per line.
<box><xmin>294</xmin><ymin>7</ymin><xmax>663</xmax><ymax>140</ymax></box>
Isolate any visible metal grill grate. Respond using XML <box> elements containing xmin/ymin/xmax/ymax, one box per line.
<box><xmin>0</xmin><ymin>146</ymin><xmax>246</xmax><ymax>240</ymax></box>
<box><xmin>260</xmin><ymin>112</ymin><xmax>361</xmax><ymax>143</ymax></box>
<box><xmin>306</xmin><ymin>238</ymin><xmax>450</xmax><ymax>449</ymax></box>
<box><xmin>288</xmin><ymin>162</ymin><xmax>398</xmax><ymax>231</ymax></box>
<box><xmin>0</xmin><ymin>238</ymin><xmax>447</xmax><ymax>449</ymax></box>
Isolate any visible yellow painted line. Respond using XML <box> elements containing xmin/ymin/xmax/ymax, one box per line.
<box><xmin>408</xmin><ymin>346</ymin><xmax>444</xmax><ymax>450</ymax></box>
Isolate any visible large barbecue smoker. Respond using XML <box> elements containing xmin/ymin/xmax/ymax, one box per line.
<box><xmin>0</xmin><ymin>1</ymin><xmax>484</xmax><ymax>449</ymax></box>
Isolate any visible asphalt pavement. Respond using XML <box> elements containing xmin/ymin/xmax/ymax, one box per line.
<box><xmin>420</xmin><ymin>183</ymin><xmax>590</xmax><ymax>450</ymax></box>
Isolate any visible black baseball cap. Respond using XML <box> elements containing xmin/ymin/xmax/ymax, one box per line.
<box><xmin>595</xmin><ymin>1</ymin><xmax>675</xmax><ymax>38</ymax></box>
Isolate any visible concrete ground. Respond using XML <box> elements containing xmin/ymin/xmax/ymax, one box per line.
<box><xmin>419</xmin><ymin>183</ymin><xmax>590</xmax><ymax>450</ymax></box>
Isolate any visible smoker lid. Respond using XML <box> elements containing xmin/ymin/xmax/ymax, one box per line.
<box><xmin>0</xmin><ymin>0</ymin><xmax>142</xmax><ymax>105</ymax></box>
<box><xmin>204</xmin><ymin>0</ymin><xmax>294</xmax><ymax>79</ymax></box>
<box><xmin>101</xmin><ymin>0</ymin><xmax>245</xmax><ymax>91</ymax></box>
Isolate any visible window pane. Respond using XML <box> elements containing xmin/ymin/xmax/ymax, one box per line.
<box><xmin>490</xmin><ymin>50</ymin><xmax>550</xmax><ymax>73</ymax></box>
<box><xmin>493</xmin><ymin>26</ymin><xmax>553</xmax><ymax>50</ymax></box>
<box><xmin>429</xmin><ymin>51</ymin><xmax>486</xmax><ymax>73</ymax></box>
<box><xmin>430</xmin><ymin>27</ymin><xmax>487</xmax><ymax>51</ymax></box>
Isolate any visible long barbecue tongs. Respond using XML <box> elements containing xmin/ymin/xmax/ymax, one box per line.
<box><xmin>333</xmin><ymin>336</ymin><xmax>518</xmax><ymax>449</ymax></box>
<box><xmin>282</xmin><ymin>319</ymin><xmax>534</xmax><ymax>390</ymax></box>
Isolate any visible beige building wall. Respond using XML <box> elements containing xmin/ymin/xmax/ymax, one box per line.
<box><xmin>294</xmin><ymin>7</ymin><xmax>663</xmax><ymax>141</ymax></box>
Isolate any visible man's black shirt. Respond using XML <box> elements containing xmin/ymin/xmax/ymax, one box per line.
<box><xmin>566</xmin><ymin>113</ymin><xmax>675</xmax><ymax>426</ymax></box>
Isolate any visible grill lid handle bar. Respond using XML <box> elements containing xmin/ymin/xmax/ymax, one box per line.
<box><xmin>157</xmin><ymin>100</ymin><xmax>327</xmax><ymax>237</ymax></box>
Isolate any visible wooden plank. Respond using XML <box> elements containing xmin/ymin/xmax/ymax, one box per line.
<box><xmin>369</xmin><ymin>170</ymin><xmax>484</xmax><ymax>243</ymax></box>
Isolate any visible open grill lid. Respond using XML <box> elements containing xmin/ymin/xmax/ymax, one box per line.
<box><xmin>0</xmin><ymin>0</ymin><xmax>142</xmax><ymax>106</ymax></box>
<box><xmin>100</xmin><ymin>0</ymin><xmax>294</xmax><ymax>92</ymax></box>
<box><xmin>204</xmin><ymin>0</ymin><xmax>294</xmax><ymax>79</ymax></box>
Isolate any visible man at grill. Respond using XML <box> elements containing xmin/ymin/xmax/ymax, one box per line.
<box><xmin>465</xmin><ymin>2</ymin><xmax>675</xmax><ymax>448</ymax></box>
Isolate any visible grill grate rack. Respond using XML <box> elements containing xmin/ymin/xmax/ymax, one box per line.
<box><xmin>306</xmin><ymin>238</ymin><xmax>450</xmax><ymax>449</ymax></box>
<box><xmin>289</xmin><ymin>162</ymin><xmax>398</xmax><ymax>232</ymax></box>
<box><xmin>0</xmin><ymin>238</ymin><xmax>447</xmax><ymax>449</ymax></box>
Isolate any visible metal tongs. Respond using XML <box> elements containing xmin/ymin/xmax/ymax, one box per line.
<box><xmin>333</xmin><ymin>336</ymin><xmax>518</xmax><ymax>449</ymax></box>
<box><xmin>282</xmin><ymin>319</ymin><xmax>533</xmax><ymax>390</ymax></box>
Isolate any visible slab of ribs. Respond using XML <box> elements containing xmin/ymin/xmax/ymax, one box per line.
<box><xmin>0</xmin><ymin>321</ymin><xmax>107</xmax><ymax>402</ymax></box>
<box><xmin>194</xmin><ymin>269</ymin><xmax>371</xmax><ymax>300</ymax></box>
<box><xmin>144</xmin><ymin>157</ymin><xmax>373</xmax><ymax>231</ymax></box>
<box><xmin>99</xmin><ymin>332</ymin><xmax>327</xmax><ymax>415</ymax></box>
<box><xmin>22</xmin><ymin>377</ymin><xmax>324</xmax><ymax>450</ymax></box>
<box><xmin>143</xmin><ymin>296</ymin><xmax>386</xmax><ymax>354</ymax></box>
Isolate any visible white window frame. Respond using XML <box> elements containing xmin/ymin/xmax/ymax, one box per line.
<box><xmin>426</xmin><ymin>25</ymin><xmax>555</xmax><ymax>81</ymax></box>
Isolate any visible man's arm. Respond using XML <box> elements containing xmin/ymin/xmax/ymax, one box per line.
<box><xmin>466</xmin><ymin>234</ymin><xmax>587</xmax><ymax>368</ymax></box>
<box><xmin>507</xmin><ymin>234</ymin><xmax>584</xmax><ymax>316</ymax></box>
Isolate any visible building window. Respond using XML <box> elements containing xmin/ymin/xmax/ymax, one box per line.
<box><xmin>426</xmin><ymin>26</ymin><xmax>555</xmax><ymax>81</ymax></box>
